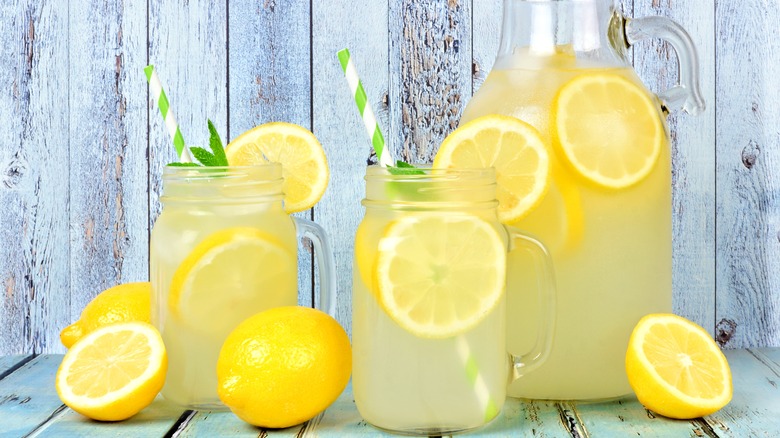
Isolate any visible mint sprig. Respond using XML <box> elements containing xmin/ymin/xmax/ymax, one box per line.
<box><xmin>167</xmin><ymin>119</ymin><xmax>229</xmax><ymax>167</ymax></box>
<box><xmin>389</xmin><ymin>160</ymin><xmax>425</xmax><ymax>175</ymax></box>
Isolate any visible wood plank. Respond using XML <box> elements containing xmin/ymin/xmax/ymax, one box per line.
<box><xmin>474</xmin><ymin>399</ymin><xmax>572</xmax><ymax>436</ymax></box>
<box><xmin>312</xmin><ymin>0</ymin><xmax>389</xmax><ymax>333</ymax></box>
<box><xmin>227</xmin><ymin>0</ymin><xmax>314</xmax><ymax>309</ymax></box>
<box><xmin>388</xmin><ymin>0</ymin><xmax>473</xmax><ymax>163</ymax></box>
<box><xmin>67</xmin><ymin>0</ymin><xmax>150</xmax><ymax>354</ymax></box>
<box><xmin>705</xmin><ymin>349</ymin><xmax>780</xmax><ymax>435</ymax></box>
<box><xmin>147</xmin><ymin>0</ymin><xmax>228</xmax><ymax>226</ymax></box>
<box><xmin>0</xmin><ymin>0</ymin><xmax>70</xmax><ymax>356</ymax></box>
<box><xmin>0</xmin><ymin>355</ymin><xmax>64</xmax><ymax>436</ymax></box>
<box><xmin>633</xmin><ymin>0</ymin><xmax>717</xmax><ymax>339</ymax></box>
<box><xmin>0</xmin><ymin>355</ymin><xmax>30</xmax><ymax>377</ymax></box>
<box><xmin>470</xmin><ymin>0</ymin><xmax>501</xmax><ymax>95</ymax></box>
<box><xmin>177</xmin><ymin>410</ymin><xmax>312</xmax><ymax>437</ymax></box>
<box><xmin>715</xmin><ymin>0</ymin><xmax>780</xmax><ymax>348</ymax></box>
<box><xmin>38</xmin><ymin>396</ymin><xmax>184</xmax><ymax>437</ymax></box>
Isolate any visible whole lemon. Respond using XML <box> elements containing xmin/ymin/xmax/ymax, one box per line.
<box><xmin>60</xmin><ymin>282</ymin><xmax>151</xmax><ymax>348</ymax></box>
<box><xmin>217</xmin><ymin>306</ymin><xmax>351</xmax><ymax>428</ymax></box>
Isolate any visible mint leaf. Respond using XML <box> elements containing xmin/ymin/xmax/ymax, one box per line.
<box><xmin>207</xmin><ymin>119</ymin><xmax>229</xmax><ymax>166</ymax></box>
<box><xmin>167</xmin><ymin>162</ymin><xmax>201</xmax><ymax>167</ymax></box>
<box><xmin>189</xmin><ymin>146</ymin><xmax>220</xmax><ymax>166</ymax></box>
<box><xmin>388</xmin><ymin>160</ymin><xmax>425</xmax><ymax>175</ymax></box>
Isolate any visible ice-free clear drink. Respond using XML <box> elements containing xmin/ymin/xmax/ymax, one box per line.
<box><xmin>352</xmin><ymin>167</ymin><xmax>553</xmax><ymax>434</ymax></box>
<box><xmin>150</xmin><ymin>165</ymin><xmax>297</xmax><ymax>409</ymax></box>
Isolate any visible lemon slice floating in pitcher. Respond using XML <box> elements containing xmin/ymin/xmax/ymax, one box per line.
<box><xmin>626</xmin><ymin>313</ymin><xmax>733</xmax><ymax>419</ymax></box>
<box><xmin>375</xmin><ymin>214</ymin><xmax>506</xmax><ymax>338</ymax></box>
<box><xmin>433</xmin><ymin>114</ymin><xmax>550</xmax><ymax>224</ymax></box>
<box><xmin>552</xmin><ymin>72</ymin><xmax>665</xmax><ymax>189</ymax></box>
<box><xmin>226</xmin><ymin>122</ymin><xmax>329</xmax><ymax>213</ymax></box>
<box><xmin>169</xmin><ymin>227</ymin><xmax>297</xmax><ymax>333</ymax></box>
<box><xmin>55</xmin><ymin>322</ymin><xmax>167</xmax><ymax>421</ymax></box>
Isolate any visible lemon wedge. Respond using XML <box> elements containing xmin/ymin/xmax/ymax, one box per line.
<box><xmin>553</xmin><ymin>72</ymin><xmax>665</xmax><ymax>189</ymax></box>
<box><xmin>55</xmin><ymin>322</ymin><xmax>167</xmax><ymax>421</ymax></box>
<box><xmin>626</xmin><ymin>313</ymin><xmax>733</xmax><ymax>419</ymax></box>
<box><xmin>169</xmin><ymin>227</ymin><xmax>297</xmax><ymax>333</ymax></box>
<box><xmin>433</xmin><ymin>114</ymin><xmax>550</xmax><ymax>224</ymax></box>
<box><xmin>375</xmin><ymin>214</ymin><xmax>506</xmax><ymax>338</ymax></box>
<box><xmin>226</xmin><ymin>122</ymin><xmax>329</xmax><ymax>213</ymax></box>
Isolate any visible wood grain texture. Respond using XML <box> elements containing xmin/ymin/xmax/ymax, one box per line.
<box><xmin>471</xmin><ymin>0</ymin><xmax>502</xmax><ymax>94</ymax></box>
<box><xmin>715</xmin><ymin>0</ymin><xmax>780</xmax><ymax>349</ymax></box>
<box><xmin>312</xmin><ymin>0</ymin><xmax>389</xmax><ymax>334</ymax></box>
<box><xmin>147</xmin><ymin>0</ymin><xmax>228</xmax><ymax>227</ymax></box>
<box><xmin>67</xmin><ymin>0</ymin><xmax>150</xmax><ymax>354</ymax></box>
<box><xmin>632</xmin><ymin>0</ymin><xmax>717</xmax><ymax>334</ymax></box>
<box><xmin>0</xmin><ymin>355</ymin><xmax>63</xmax><ymax>437</ymax></box>
<box><xmin>389</xmin><ymin>0</ymin><xmax>472</xmax><ymax>164</ymax></box>
<box><xmin>227</xmin><ymin>0</ymin><xmax>314</xmax><ymax>309</ymax></box>
<box><xmin>0</xmin><ymin>1</ymin><xmax>70</xmax><ymax>355</ymax></box>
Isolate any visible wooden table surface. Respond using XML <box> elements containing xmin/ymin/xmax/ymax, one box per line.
<box><xmin>2</xmin><ymin>349</ymin><xmax>779</xmax><ymax>437</ymax></box>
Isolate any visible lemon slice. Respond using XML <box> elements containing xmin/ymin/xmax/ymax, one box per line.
<box><xmin>433</xmin><ymin>114</ymin><xmax>550</xmax><ymax>224</ymax></box>
<box><xmin>169</xmin><ymin>227</ymin><xmax>297</xmax><ymax>333</ymax></box>
<box><xmin>226</xmin><ymin>122</ymin><xmax>329</xmax><ymax>213</ymax></box>
<box><xmin>626</xmin><ymin>313</ymin><xmax>733</xmax><ymax>419</ymax></box>
<box><xmin>375</xmin><ymin>214</ymin><xmax>506</xmax><ymax>338</ymax></box>
<box><xmin>553</xmin><ymin>72</ymin><xmax>665</xmax><ymax>189</ymax></box>
<box><xmin>55</xmin><ymin>322</ymin><xmax>167</xmax><ymax>421</ymax></box>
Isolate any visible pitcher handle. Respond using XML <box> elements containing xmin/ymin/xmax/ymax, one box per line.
<box><xmin>624</xmin><ymin>15</ymin><xmax>705</xmax><ymax>115</ymax></box>
<box><xmin>293</xmin><ymin>218</ymin><xmax>337</xmax><ymax>317</ymax></box>
<box><xmin>505</xmin><ymin>227</ymin><xmax>556</xmax><ymax>381</ymax></box>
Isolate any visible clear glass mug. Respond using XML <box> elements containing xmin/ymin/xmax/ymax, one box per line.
<box><xmin>463</xmin><ymin>0</ymin><xmax>704</xmax><ymax>400</ymax></box>
<box><xmin>150</xmin><ymin>164</ymin><xmax>336</xmax><ymax>409</ymax></box>
<box><xmin>352</xmin><ymin>166</ymin><xmax>555</xmax><ymax>435</ymax></box>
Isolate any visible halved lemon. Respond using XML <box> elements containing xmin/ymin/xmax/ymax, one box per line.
<box><xmin>375</xmin><ymin>214</ymin><xmax>506</xmax><ymax>338</ymax></box>
<box><xmin>626</xmin><ymin>313</ymin><xmax>733</xmax><ymax>419</ymax></box>
<box><xmin>169</xmin><ymin>227</ymin><xmax>297</xmax><ymax>333</ymax></box>
<box><xmin>552</xmin><ymin>72</ymin><xmax>665</xmax><ymax>189</ymax></box>
<box><xmin>226</xmin><ymin>122</ymin><xmax>329</xmax><ymax>213</ymax></box>
<box><xmin>55</xmin><ymin>322</ymin><xmax>167</xmax><ymax>421</ymax></box>
<box><xmin>433</xmin><ymin>114</ymin><xmax>550</xmax><ymax>224</ymax></box>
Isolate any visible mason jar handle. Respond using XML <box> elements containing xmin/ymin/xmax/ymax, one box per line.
<box><xmin>505</xmin><ymin>227</ymin><xmax>556</xmax><ymax>381</ymax></box>
<box><xmin>293</xmin><ymin>218</ymin><xmax>337</xmax><ymax>317</ymax></box>
<box><xmin>624</xmin><ymin>15</ymin><xmax>705</xmax><ymax>115</ymax></box>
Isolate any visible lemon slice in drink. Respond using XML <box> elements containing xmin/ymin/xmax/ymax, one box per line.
<box><xmin>626</xmin><ymin>313</ymin><xmax>733</xmax><ymax>419</ymax></box>
<box><xmin>55</xmin><ymin>322</ymin><xmax>167</xmax><ymax>421</ymax></box>
<box><xmin>169</xmin><ymin>227</ymin><xmax>296</xmax><ymax>333</ymax></box>
<box><xmin>226</xmin><ymin>122</ymin><xmax>329</xmax><ymax>213</ymax></box>
<box><xmin>553</xmin><ymin>72</ymin><xmax>665</xmax><ymax>189</ymax></box>
<box><xmin>375</xmin><ymin>214</ymin><xmax>506</xmax><ymax>338</ymax></box>
<box><xmin>433</xmin><ymin>114</ymin><xmax>550</xmax><ymax>224</ymax></box>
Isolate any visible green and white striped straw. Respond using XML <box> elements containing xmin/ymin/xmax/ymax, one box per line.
<box><xmin>337</xmin><ymin>48</ymin><xmax>499</xmax><ymax>422</ymax></box>
<box><xmin>337</xmin><ymin>49</ymin><xmax>394</xmax><ymax>167</ymax></box>
<box><xmin>144</xmin><ymin>65</ymin><xmax>192</xmax><ymax>162</ymax></box>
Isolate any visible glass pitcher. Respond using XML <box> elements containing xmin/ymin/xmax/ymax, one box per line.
<box><xmin>462</xmin><ymin>0</ymin><xmax>704</xmax><ymax>400</ymax></box>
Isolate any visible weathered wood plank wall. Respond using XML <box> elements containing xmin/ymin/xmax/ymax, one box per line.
<box><xmin>0</xmin><ymin>0</ymin><xmax>778</xmax><ymax>355</ymax></box>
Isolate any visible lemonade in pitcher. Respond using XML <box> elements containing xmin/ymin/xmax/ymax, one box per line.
<box><xmin>438</xmin><ymin>0</ymin><xmax>704</xmax><ymax>399</ymax></box>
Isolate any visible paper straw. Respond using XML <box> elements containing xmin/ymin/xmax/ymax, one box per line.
<box><xmin>337</xmin><ymin>49</ymin><xmax>394</xmax><ymax>167</ymax></box>
<box><xmin>144</xmin><ymin>65</ymin><xmax>192</xmax><ymax>162</ymax></box>
<box><xmin>337</xmin><ymin>48</ymin><xmax>498</xmax><ymax>421</ymax></box>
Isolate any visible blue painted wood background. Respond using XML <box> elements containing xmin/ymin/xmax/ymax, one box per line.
<box><xmin>0</xmin><ymin>0</ymin><xmax>777</xmax><ymax>355</ymax></box>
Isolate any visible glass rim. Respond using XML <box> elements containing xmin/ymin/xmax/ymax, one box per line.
<box><xmin>162</xmin><ymin>163</ymin><xmax>283</xmax><ymax>181</ymax></box>
<box><xmin>364</xmin><ymin>165</ymin><xmax>496</xmax><ymax>180</ymax></box>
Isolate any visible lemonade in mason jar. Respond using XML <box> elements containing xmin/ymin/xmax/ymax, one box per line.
<box><xmin>437</xmin><ymin>0</ymin><xmax>704</xmax><ymax>400</ymax></box>
<box><xmin>352</xmin><ymin>166</ymin><xmax>554</xmax><ymax>434</ymax></box>
<box><xmin>151</xmin><ymin>122</ymin><xmax>334</xmax><ymax>409</ymax></box>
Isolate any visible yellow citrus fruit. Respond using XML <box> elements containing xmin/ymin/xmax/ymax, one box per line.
<box><xmin>226</xmin><ymin>122</ymin><xmax>329</xmax><ymax>213</ymax></box>
<box><xmin>375</xmin><ymin>214</ymin><xmax>506</xmax><ymax>338</ymax></box>
<box><xmin>168</xmin><ymin>227</ymin><xmax>297</xmax><ymax>333</ymax></box>
<box><xmin>217</xmin><ymin>306</ymin><xmax>351</xmax><ymax>428</ymax></box>
<box><xmin>433</xmin><ymin>114</ymin><xmax>550</xmax><ymax>224</ymax></box>
<box><xmin>626</xmin><ymin>313</ymin><xmax>733</xmax><ymax>419</ymax></box>
<box><xmin>60</xmin><ymin>282</ymin><xmax>151</xmax><ymax>349</ymax></box>
<box><xmin>552</xmin><ymin>72</ymin><xmax>665</xmax><ymax>189</ymax></box>
<box><xmin>55</xmin><ymin>322</ymin><xmax>167</xmax><ymax>421</ymax></box>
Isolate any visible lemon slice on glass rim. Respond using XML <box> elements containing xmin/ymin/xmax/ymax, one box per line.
<box><xmin>226</xmin><ymin>122</ymin><xmax>329</xmax><ymax>213</ymax></box>
<box><xmin>375</xmin><ymin>213</ymin><xmax>506</xmax><ymax>338</ymax></box>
